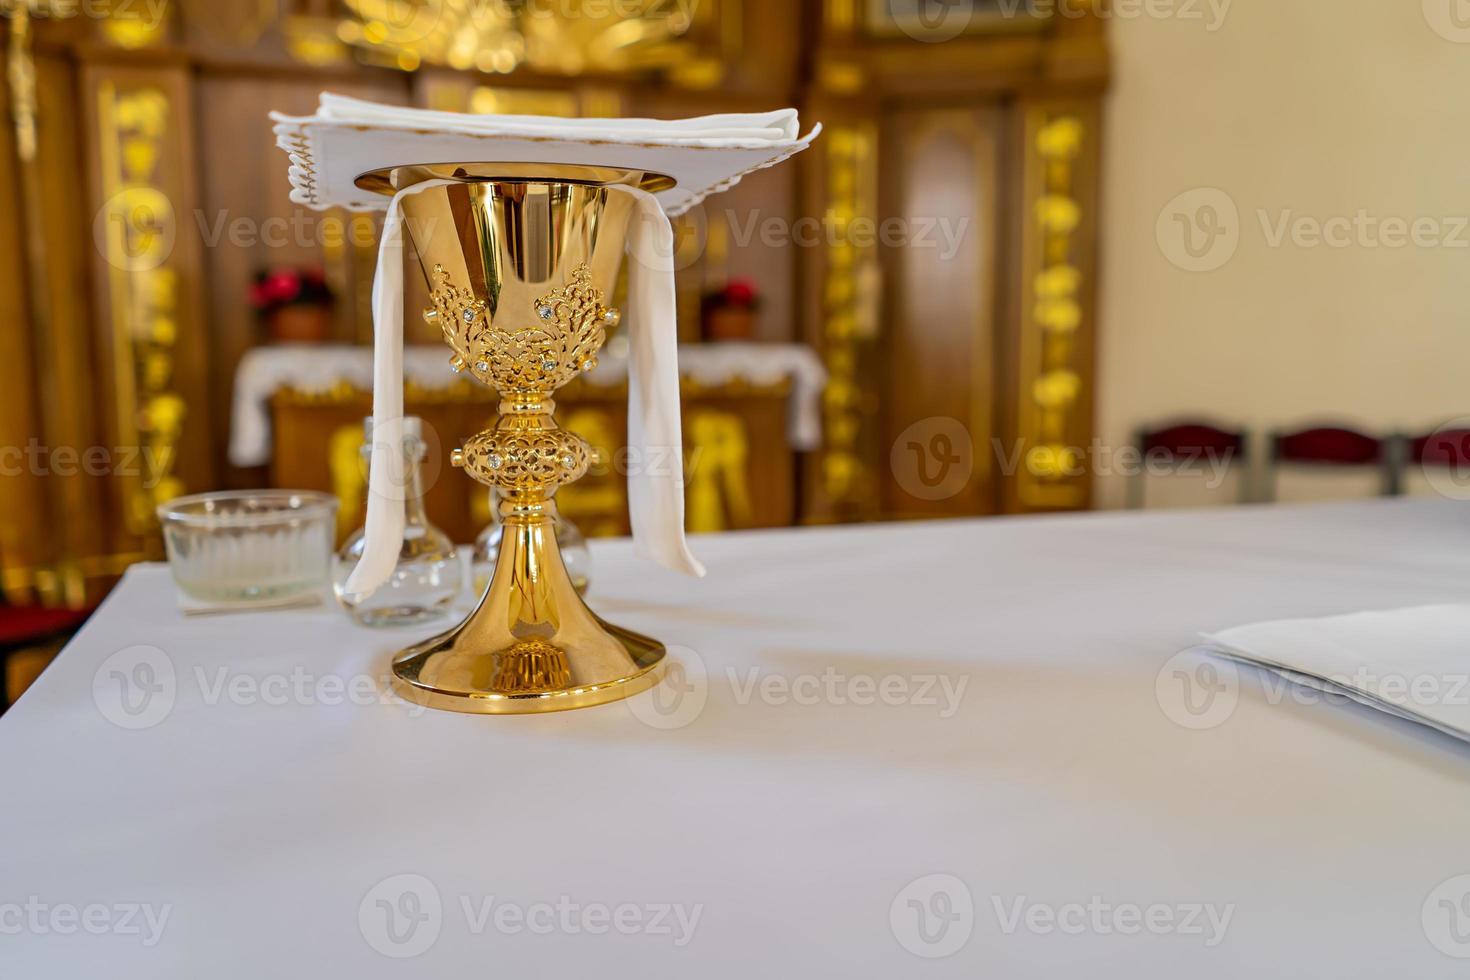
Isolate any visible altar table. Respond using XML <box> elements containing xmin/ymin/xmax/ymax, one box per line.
<box><xmin>4</xmin><ymin>499</ymin><xmax>1470</xmax><ymax>977</ymax></box>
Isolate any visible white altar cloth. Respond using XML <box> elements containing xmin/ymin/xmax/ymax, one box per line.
<box><xmin>228</xmin><ymin>341</ymin><xmax>827</xmax><ymax>467</ymax></box>
<box><xmin>5</xmin><ymin>499</ymin><xmax>1470</xmax><ymax>978</ymax></box>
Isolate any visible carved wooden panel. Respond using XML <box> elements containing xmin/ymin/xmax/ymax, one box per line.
<box><xmin>880</xmin><ymin>104</ymin><xmax>1002</xmax><ymax>518</ymax></box>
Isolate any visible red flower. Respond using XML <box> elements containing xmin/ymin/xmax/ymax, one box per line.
<box><xmin>263</xmin><ymin>271</ymin><xmax>301</xmax><ymax>304</ymax></box>
<box><xmin>724</xmin><ymin>279</ymin><xmax>758</xmax><ymax>307</ymax></box>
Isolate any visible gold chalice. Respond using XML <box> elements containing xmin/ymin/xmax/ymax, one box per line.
<box><xmin>358</xmin><ymin>163</ymin><xmax>675</xmax><ymax>714</ymax></box>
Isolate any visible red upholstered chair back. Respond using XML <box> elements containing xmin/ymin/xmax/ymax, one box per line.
<box><xmin>1411</xmin><ymin>429</ymin><xmax>1470</xmax><ymax>468</ymax></box>
<box><xmin>1129</xmin><ymin>420</ymin><xmax>1249</xmax><ymax>508</ymax></box>
<box><xmin>1273</xmin><ymin>426</ymin><xmax>1382</xmax><ymax>465</ymax></box>
<box><xmin>1266</xmin><ymin>424</ymin><xmax>1395</xmax><ymax>499</ymax></box>
<box><xmin>1140</xmin><ymin>423</ymin><xmax>1245</xmax><ymax>459</ymax></box>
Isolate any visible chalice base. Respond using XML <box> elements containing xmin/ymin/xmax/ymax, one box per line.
<box><xmin>390</xmin><ymin>514</ymin><xmax>665</xmax><ymax>714</ymax></box>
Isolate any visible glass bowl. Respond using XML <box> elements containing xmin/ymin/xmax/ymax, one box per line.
<box><xmin>157</xmin><ymin>491</ymin><xmax>338</xmax><ymax>604</ymax></box>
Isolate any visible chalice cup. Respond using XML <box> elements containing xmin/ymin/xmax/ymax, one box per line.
<box><xmin>366</xmin><ymin>163</ymin><xmax>671</xmax><ymax>714</ymax></box>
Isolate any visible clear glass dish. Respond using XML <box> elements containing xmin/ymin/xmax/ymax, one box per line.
<box><xmin>157</xmin><ymin>490</ymin><xmax>338</xmax><ymax>603</ymax></box>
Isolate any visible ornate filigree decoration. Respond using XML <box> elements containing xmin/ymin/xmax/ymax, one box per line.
<box><xmin>489</xmin><ymin>640</ymin><xmax>572</xmax><ymax>695</ymax></box>
<box><xmin>426</xmin><ymin>264</ymin><xmax>617</xmax><ymax>393</ymax></box>
<box><xmin>455</xmin><ymin>425</ymin><xmax>591</xmax><ymax>492</ymax></box>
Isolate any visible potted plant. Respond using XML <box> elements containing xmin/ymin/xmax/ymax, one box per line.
<box><xmin>700</xmin><ymin>278</ymin><xmax>761</xmax><ymax>342</ymax></box>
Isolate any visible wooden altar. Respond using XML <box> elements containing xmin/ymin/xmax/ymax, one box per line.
<box><xmin>269</xmin><ymin>377</ymin><xmax>798</xmax><ymax>545</ymax></box>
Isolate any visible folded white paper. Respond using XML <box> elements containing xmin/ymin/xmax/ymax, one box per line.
<box><xmin>1198</xmin><ymin>604</ymin><xmax>1470</xmax><ymax>744</ymax></box>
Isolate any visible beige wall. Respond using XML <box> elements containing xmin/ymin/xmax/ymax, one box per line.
<box><xmin>1096</xmin><ymin>0</ymin><xmax>1470</xmax><ymax>508</ymax></box>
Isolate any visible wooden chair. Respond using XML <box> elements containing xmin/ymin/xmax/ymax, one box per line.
<box><xmin>1128</xmin><ymin>420</ymin><xmax>1249</xmax><ymax>509</ymax></box>
<box><xmin>1265</xmin><ymin>424</ymin><xmax>1396</xmax><ymax>501</ymax></box>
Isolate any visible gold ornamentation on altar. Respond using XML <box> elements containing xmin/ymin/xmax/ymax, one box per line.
<box><xmin>97</xmin><ymin>81</ymin><xmax>187</xmax><ymax>530</ymax></box>
<box><xmin>338</xmin><ymin>0</ymin><xmax>718</xmax><ymax>79</ymax></box>
<box><xmin>818</xmin><ymin>122</ymin><xmax>880</xmax><ymax>515</ymax></box>
<box><xmin>685</xmin><ymin>410</ymin><xmax>753</xmax><ymax>533</ymax></box>
<box><xmin>4</xmin><ymin>1</ymin><xmax>37</xmax><ymax>161</ymax></box>
<box><xmin>367</xmin><ymin>164</ymin><xmax>665</xmax><ymax>714</ymax></box>
<box><xmin>1016</xmin><ymin>109</ymin><xmax>1093</xmax><ymax>509</ymax></box>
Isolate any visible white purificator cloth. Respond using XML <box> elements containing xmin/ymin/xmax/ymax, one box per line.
<box><xmin>1198</xmin><ymin>604</ymin><xmax>1470</xmax><ymax>744</ymax></box>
